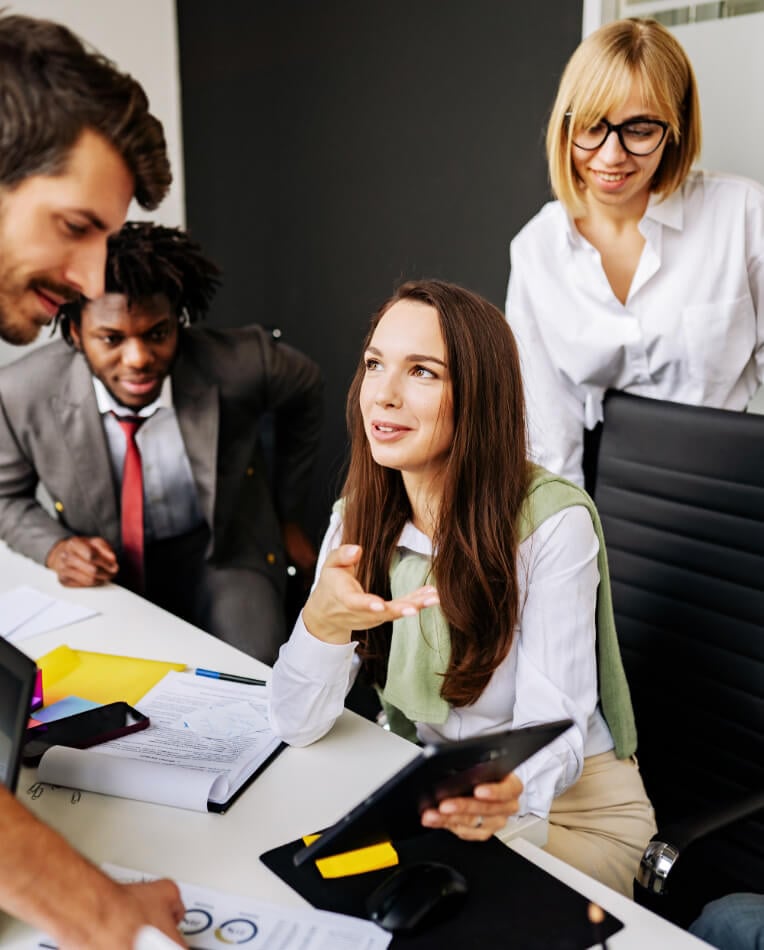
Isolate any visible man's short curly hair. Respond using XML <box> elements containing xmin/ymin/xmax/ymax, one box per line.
<box><xmin>0</xmin><ymin>13</ymin><xmax>171</xmax><ymax>208</ymax></box>
<box><xmin>58</xmin><ymin>222</ymin><xmax>221</xmax><ymax>343</ymax></box>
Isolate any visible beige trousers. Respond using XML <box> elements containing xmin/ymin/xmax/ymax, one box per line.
<box><xmin>544</xmin><ymin>750</ymin><xmax>657</xmax><ymax>898</ymax></box>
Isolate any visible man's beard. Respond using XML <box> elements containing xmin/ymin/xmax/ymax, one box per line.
<box><xmin>0</xmin><ymin>315</ymin><xmax>35</xmax><ymax>345</ymax></box>
<box><xmin>0</xmin><ymin>195</ymin><xmax>80</xmax><ymax>344</ymax></box>
<box><xmin>0</xmin><ymin>200</ymin><xmax>38</xmax><ymax>345</ymax></box>
<box><xmin>0</xmin><ymin>265</ymin><xmax>79</xmax><ymax>345</ymax></box>
<box><xmin>0</xmin><ymin>284</ymin><xmax>41</xmax><ymax>344</ymax></box>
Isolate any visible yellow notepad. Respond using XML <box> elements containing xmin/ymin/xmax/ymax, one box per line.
<box><xmin>36</xmin><ymin>645</ymin><xmax>186</xmax><ymax>706</ymax></box>
<box><xmin>302</xmin><ymin>834</ymin><xmax>399</xmax><ymax>878</ymax></box>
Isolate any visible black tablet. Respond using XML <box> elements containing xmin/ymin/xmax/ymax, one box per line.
<box><xmin>0</xmin><ymin>637</ymin><xmax>37</xmax><ymax>793</ymax></box>
<box><xmin>292</xmin><ymin>718</ymin><xmax>573</xmax><ymax>866</ymax></box>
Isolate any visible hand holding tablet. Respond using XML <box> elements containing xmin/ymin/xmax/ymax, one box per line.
<box><xmin>293</xmin><ymin>719</ymin><xmax>572</xmax><ymax>865</ymax></box>
<box><xmin>421</xmin><ymin>768</ymin><xmax>525</xmax><ymax>840</ymax></box>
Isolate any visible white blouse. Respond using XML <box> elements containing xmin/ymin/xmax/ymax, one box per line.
<box><xmin>506</xmin><ymin>170</ymin><xmax>764</xmax><ymax>485</ymax></box>
<box><xmin>269</xmin><ymin>504</ymin><xmax>615</xmax><ymax>819</ymax></box>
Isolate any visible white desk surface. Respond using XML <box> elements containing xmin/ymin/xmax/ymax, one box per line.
<box><xmin>0</xmin><ymin>543</ymin><xmax>709</xmax><ymax>948</ymax></box>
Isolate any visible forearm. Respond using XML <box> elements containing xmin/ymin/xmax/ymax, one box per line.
<box><xmin>0</xmin><ymin>399</ymin><xmax>68</xmax><ymax>561</ymax></box>
<box><xmin>513</xmin><ymin>734</ymin><xmax>583</xmax><ymax>817</ymax></box>
<box><xmin>0</xmin><ymin>789</ymin><xmax>184</xmax><ymax>949</ymax></box>
<box><xmin>0</xmin><ymin>497</ymin><xmax>70</xmax><ymax>564</ymax></box>
<box><xmin>269</xmin><ymin>617</ymin><xmax>358</xmax><ymax>746</ymax></box>
<box><xmin>0</xmin><ymin>789</ymin><xmax>122</xmax><ymax>945</ymax></box>
<box><xmin>512</xmin><ymin>507</ymin><xmax>600</xmax><ymax>814</ymax></box>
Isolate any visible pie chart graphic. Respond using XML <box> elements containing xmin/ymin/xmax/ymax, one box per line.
<box><xmin>213</xmin><ymin>918</ymin><xmax>258</xmax><ymax>944</ymax></box>
<box><xmin>179</xmin><ymin>908</ymin><xmax>213</xmax><ymax>936</ymax></box>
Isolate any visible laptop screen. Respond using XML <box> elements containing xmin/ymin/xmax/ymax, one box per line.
<box><xmin>0</xmin><ymin>637</ymin><xmax>37</xmax><ymax>792</ymax></box>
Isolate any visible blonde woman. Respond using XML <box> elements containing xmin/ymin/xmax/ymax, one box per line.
<box><xmin>506</xmin><ymin>18</ymin><xmax>764</xmax><ymax>486</ymax></box>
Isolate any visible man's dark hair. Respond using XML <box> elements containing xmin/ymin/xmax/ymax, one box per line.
<box><xmin>58</xmin><ymin>222</ymin><xmax>222</xmax><ymax>343</ymax></box>
<box><xmin>0</xmin><ymin>13</ymin><xmax>171</xmax><ymax>208</ymax></box>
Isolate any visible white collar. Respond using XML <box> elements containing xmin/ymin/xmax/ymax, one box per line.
<box><xmin>642</xmin><ymin>186</ymin><xmax>684</xmax><ymax>231</ymax></box>
<box><xmin>92</xmin><ymin>374</ymin><xmax>173</xmax><ymax>418</ymax></box>
<box><xmin>397</xmin><ymin>521</ymin><xmax>434</xmax><ymax>556</ymax></box>
<box><xmin>563</xmin><ymin>181</ymin><xmax>685</xmax><ymax>246</ymax></box>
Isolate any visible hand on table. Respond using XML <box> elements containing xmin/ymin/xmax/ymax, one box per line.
<box><xmin>134</xmin><ymin>924</ymin><xmax>187</xmax><ymax>950</ymax></box>
<box><xmin>302</xmin><ymin>544</ymin><xmax>439</xmax><ymax>644</ymax></box>
<box><xmin>57</xmin><ymin>878</ymin><xmax>186</xmax><ymax>950</ymax></box>
<box><xmin>117</xmin><ymin>880</ymin><xmax>186</xmax><ymax>949</ymax></box>
<box><xmin>46</xmin><ymin>536</ymin><xmax>119</xmax><ymax>587</ymax></box>
<box><xmin>420</xmin><ymin>771</ymin><xmax>524</xmax><ymax>841</ymax></box>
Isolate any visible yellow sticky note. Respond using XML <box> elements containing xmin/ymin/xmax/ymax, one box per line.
<box><xmin>302</xmin><ymin>834</ymin><xmax>399</xmax><ymax>879</ymax></box>
<box><xmin>37</xmin><ymin>645</ymin><xmax>186</xmax><ymax>706</ymax></box>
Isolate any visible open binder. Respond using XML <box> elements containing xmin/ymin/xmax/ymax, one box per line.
<box><xmin>35</xmin><ymin>670</ymin><xmax>284</xmax><ymax>812</ymax></box>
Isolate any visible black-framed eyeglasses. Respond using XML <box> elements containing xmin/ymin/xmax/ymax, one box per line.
<box><xmin>565</xmin><ymin>113</ymin><xmax>669</xmax><ymax>156</ymax></box>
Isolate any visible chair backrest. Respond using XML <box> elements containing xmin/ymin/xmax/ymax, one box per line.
<box><xmin>592</xmin><ymin>391</ymin><xmax>764</xmax><ymax>893</ymax></box>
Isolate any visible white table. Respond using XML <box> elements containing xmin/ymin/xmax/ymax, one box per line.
<box><xmin>0</xmin><ymin>543</ymin><xmax>710</xmax><ymax>948</ymax></box>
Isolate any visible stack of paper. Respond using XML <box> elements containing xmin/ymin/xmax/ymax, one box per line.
<box><xmin>0</xmin><ymin>585</ymin><xmax>97</xmax><ymax>642</ymax></box>
<box><xmin>37</xmin><ymin>864</ymin><xmax>392</xmax><ymax>950</ymax></box>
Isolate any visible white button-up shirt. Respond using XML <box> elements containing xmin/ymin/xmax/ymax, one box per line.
<box><xmin>270</xmin><ymin>505</ymin><xmax>614</xmax><ymax>819</ymax></box>
<box><xmin>94</xmin><ymin>377</ymin><xmax>204</xmax><ymax>542</ymax></box>
<box><xmin>506</xmin><ymin>170</ymin><xmax>764</xmax><ymax>485</ymax></box>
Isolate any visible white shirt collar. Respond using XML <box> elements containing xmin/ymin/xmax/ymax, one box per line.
<box><xmin>561</xmin><ymin>207</ymin><xmax>582</xmax><ymax>249</ymax></box>
<box><xmin>562</xmin><ymin>180</ymin><xmax>686</xmax><ymax>247</ymax></box>
<box><xmin>397</xmin><ymin>521</ymin><xmax>434</xmax><ymax>556</ymax></box>
<box><xmin>643</xmin><ymin>185</ymin><xmax>685</xmax><ymax>231</ymax></box>
<box><xmin>92</xmin><ymin>374</ymin><xmax>173</xmax><ymax>418</ymax></box>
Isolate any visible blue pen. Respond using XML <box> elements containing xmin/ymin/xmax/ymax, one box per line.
<box><xmin>194</xmin><ymin>667</ymin><xmax>266</xmax><ymax>687</ymax></box>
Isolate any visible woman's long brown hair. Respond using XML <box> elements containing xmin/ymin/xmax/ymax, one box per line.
<box><xmin>342</xmin><ymin>279</ymin><xmax>531</xmax><ymax>707</ymax></box>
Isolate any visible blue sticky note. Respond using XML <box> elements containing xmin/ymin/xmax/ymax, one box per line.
<box><xmin>34</xmin><ymin>696</ymin><xmax>100</xmax><ymax>722</ymax></box>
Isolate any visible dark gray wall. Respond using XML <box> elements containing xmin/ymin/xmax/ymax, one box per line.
<box><xmin>177</xmin><ymin>1</ymin><xmax>583</xmax><ymax>542</ymax></box>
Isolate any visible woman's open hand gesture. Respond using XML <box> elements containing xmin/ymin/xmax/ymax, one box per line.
<box><xmin>302</xmin><ymin>544</ymin><xmax>439</xmax><ymax>644</ymax></box>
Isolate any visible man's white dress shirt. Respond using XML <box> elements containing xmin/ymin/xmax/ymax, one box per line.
<box><xmin>94</xmin><ymin>377</ymin><xmax>204</xmax><ymax>543</ymax></box>
<box><xmin>270</xmin><ymin>505</ymin><xmax>615</xmax><ymax>819</ymax></box>
<box><xmin>506</xmin><ymin>170</ymin><xmax>764</xmax><ymax>485</ymax></box>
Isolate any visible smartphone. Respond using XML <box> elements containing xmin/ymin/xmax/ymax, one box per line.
<box><xmin>22</xmin><ymin>701</ymin><xmax>150</xmax><ymax>766</ymax></box>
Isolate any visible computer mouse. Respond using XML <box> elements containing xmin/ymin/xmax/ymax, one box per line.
<box><xmin>365</xmin><ymin>861</ymin><xmax>469</xmax><ymax>934</ymax></box>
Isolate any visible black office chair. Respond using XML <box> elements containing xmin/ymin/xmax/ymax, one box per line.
<box><xmin>589</xmin><ymin>391</ymin><xmax>764</xmax><ymax>928</ymax></box>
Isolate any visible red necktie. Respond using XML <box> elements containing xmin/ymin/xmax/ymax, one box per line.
<box><xmin>115</xmin><ymin>416</ymin><xmax>145</xmax><ymax>593</ymax></box>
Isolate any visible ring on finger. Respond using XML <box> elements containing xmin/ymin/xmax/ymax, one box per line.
<box><xmin>473</xmin><ymin>815</ymin><xmax>484</xmax><ymax>829</ymax></box>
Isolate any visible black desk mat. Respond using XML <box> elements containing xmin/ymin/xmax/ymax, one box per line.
<box><xmin>261</xmin><ymin>830</ymin><xmax>624</xmax><ymax>949</ymax></box>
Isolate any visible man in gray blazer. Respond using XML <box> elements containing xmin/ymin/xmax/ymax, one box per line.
<box><xmin>0</xmin><ymin>222</ymin><xmax>322</xmax><ymax>662</ymax></box>
<box><xmin>0</xmin><ymin>13</ymin><xmax>186</xmax><ymax>950</ymax></box>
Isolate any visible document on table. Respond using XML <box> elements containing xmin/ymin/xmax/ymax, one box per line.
<box><xmin>37</xmin><ymin>671</ymin><xmax>284</xmax><ymax>812</ymax></box>
<box><xmin>36</xmin><ymin>863</ymin><xmax>392</xmax><ymax>950</ymax></box>
<box><xmin>0</xmin><ymin>585</ymin><xmax>97</xmax><ymax>641</ymax></box>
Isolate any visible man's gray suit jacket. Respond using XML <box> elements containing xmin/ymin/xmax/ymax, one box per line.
<box><xmin>0</xmin><ymin>324</ymin><xmax>323</xmax><ymax>588</ymax></box>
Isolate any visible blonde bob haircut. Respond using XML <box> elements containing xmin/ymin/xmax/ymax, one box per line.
<box><xmin>547</xmin><ymin>18</ymin><xmax>702</xmax><ymax>217</ymax></box>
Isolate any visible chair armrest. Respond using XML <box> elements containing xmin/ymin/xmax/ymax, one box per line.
<box><xmin>635</xmin><ymin>790</ymin><xmax>764</xmax><ymax>897</ymax></box>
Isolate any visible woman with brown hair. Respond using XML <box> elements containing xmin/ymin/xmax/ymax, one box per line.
<box><xmin>506</xmin><ymin>18</ymin><xmax>764</xmax><ymax>487</ymax></box>
<box><xmin>270</xmin><ymin>279</ymin><xmax>655</xmax><ymax>896</ymax></box>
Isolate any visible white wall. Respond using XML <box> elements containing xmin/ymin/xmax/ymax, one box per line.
<box><xmin>672</xmin><ymin>13</ymin><xmax>764</xmax><ymax>184</ymax></box>
<box><xmin>0</xmin><ymin>0</ymin><xmax>184</xmax><ymax>367</ymax></box>
<box><xmin>6</xmin><ymin>0</ymin><xmax>184</xmax><ymax>225</ymax></box>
